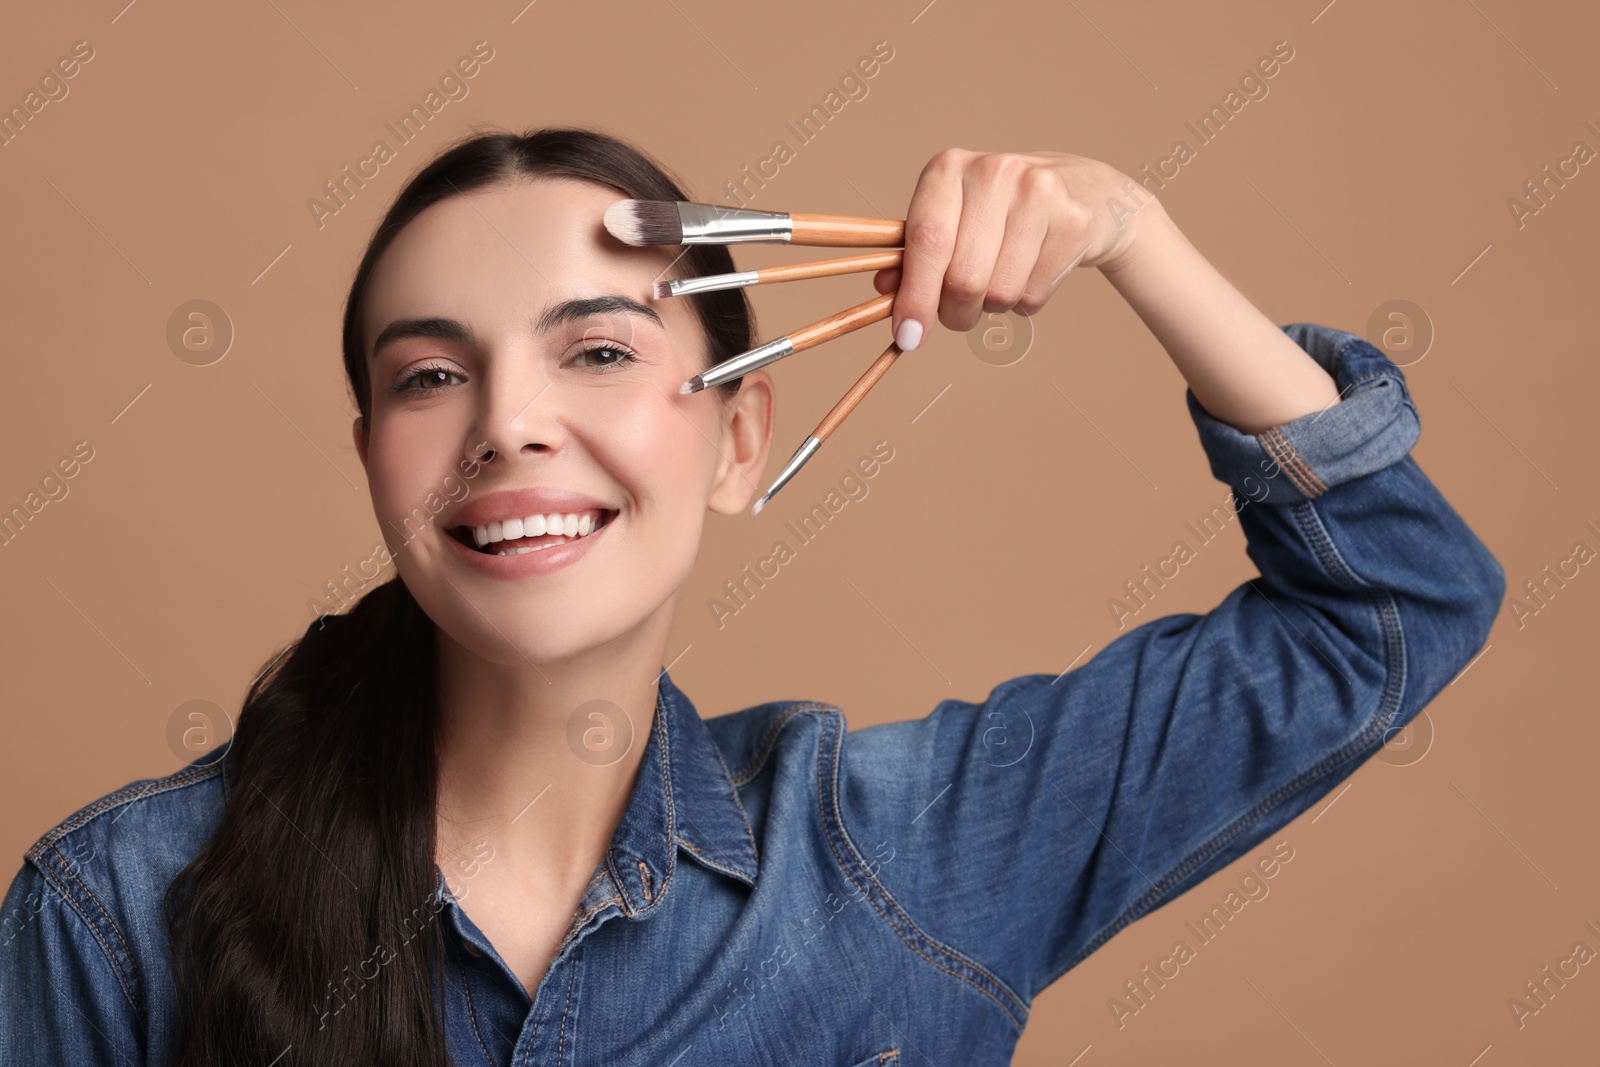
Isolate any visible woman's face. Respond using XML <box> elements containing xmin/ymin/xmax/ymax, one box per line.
<box><xmin>354</xmin><ymin>177</ymin><xmax>773</xmax><ymax>667</ymax></box>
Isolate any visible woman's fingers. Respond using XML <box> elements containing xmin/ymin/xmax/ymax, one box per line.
<box><xmin>985</xmin><ymin>179</ymin><xmax>1052</xmax><ymax>315</ymax></box>
<box><xmin>1019</xmin><ymin>195</ymin><xmax>1093</xmax><ymax>315</ymax></box>
<box><xmin>891</xmin><ymin>150</ymin><xmax>966</xmax><ymax>351</ymax></box>
<box><xmin>885</xmin><ymin>151</ymin><xmax>1141</xmax><ymax>342</ymax></box>
<box><xmin>936</xmin><ymin>162</ymin><xmax>1016</xmax><ymax>332</ymax></box>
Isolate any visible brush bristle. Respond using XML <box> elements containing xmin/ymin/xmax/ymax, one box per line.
<box><xmin>603</xmin><ymin>200</ymin><xmax>684</xmax><ymax>246</ymax></box>
<box><xmin>652</xmin><ymin>280</ymin><xmax>674</xmax><ymax>299</ymax></box>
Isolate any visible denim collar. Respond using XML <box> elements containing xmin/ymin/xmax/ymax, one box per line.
<box><xmin>221</xmin><ymin>665</ymin><xmax>760</xmax><ymax>919</ymax></box>
<box><xmin>597</xmin><ymin>669</ymin><xmax>761</xmax><ymax>914</ymax></box>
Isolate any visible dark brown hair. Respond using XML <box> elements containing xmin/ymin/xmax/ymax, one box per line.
<box><xmin>164</xmin><ymin>126</ymin><xmax>756</xmax><ymax>1065</ymax></box>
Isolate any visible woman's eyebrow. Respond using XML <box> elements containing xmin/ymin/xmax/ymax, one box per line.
<box><xmin>534</xmin><ymin>294</ymin><xmax>662</xmax><ymax>333</ymax></box>
<box><xmin>371</xmin><ymin>316</ymin><xmax>473</xmax><ymax>361</ymax></box>
<box><xmin>371</xmin><ymin>295</ymin><xmax>662</xmax><ymax>361</ymax></box>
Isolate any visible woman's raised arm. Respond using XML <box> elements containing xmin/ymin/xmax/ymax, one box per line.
<box><xmin>823</xmin><ymin>148</ymin><xmax>1508</xmax><ymax>1010</ymax></box>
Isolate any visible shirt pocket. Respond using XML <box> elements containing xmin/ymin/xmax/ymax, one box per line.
<box><xmin>845</xmin><ymin>1049</ymin><xmax>900</xmax><ymax>1067</ymax></box>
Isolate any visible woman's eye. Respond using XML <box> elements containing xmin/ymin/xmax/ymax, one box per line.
<box><xmin>393</xmin><ymin>364</ymin><xmax>464</xmax><ymax>396</ymax></box>
<box><xmin>572</xmin><ymin>345</ymin><xmax>640</xmax><ymax>372</ymax></box>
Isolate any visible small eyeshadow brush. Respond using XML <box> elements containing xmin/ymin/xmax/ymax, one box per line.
<box><xmin>654</xmin><ymin>250</ymin><xmax>903</xmax><ymax>299</ymax></box>
<box><xmin>752</xmin><ymin>341</ymin><xmax>905</xmax><ymax>515</ymax></box>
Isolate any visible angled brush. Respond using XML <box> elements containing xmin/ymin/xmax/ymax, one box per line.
<box><xmin>680</xmin><ymin>292</ymin><xmax>895</xmax><ymax>395</ymax></box>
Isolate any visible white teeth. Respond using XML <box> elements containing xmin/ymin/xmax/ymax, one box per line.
<box><xmin>470</xmin><ymin>509</ymin><xmax>608</xmax><ymax>548</ymax></box>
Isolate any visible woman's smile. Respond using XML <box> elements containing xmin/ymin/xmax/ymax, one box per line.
<box><xmin>441</xmin><ymin>485</ymin><xmax>621</xmax><ymax>575</ymax></box>
<box><xmin>443</xmin><ymin>504</ymin><xmax>616</xmax><ymax>577</ymax></box>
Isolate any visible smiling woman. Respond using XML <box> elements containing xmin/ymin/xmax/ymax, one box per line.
<box><xmin>43</xmin><ymin>127</ymin><xmax>776</xmax><ymax>1066</ymax></box>
<box><xmin>0</xmin><ymin>125</ymin><xmax>1504</xmax><ymax>1067</ymax></box>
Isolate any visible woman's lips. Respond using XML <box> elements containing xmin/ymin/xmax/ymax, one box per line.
<box><xmin>450</xmin><ymin>510</ymin><xmax>615</xmax><ymax>555</ymax></box>
<box><xmin>444</xmin><ymin>510</ymin><xmax>615</xmax><ymax>577</ymax></box>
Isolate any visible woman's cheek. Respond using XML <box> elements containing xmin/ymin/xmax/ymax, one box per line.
<box><xmin>601</xmin><ymin>385</ymin><xmax>715</xmax><ymax>488</ymax></box>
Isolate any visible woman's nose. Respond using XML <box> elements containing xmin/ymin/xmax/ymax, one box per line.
<box><xmin>468</xmin><ymin>356</ymin><xmax>563</xmax><ymax>461</ymax></box>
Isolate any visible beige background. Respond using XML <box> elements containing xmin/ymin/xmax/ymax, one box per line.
<box><xmin>2</xmin><ymin>0</ymin><xmax>1597</xmax><ymax>1062</ymax></box>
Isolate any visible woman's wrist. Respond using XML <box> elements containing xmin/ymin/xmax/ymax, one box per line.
<box><xmin>1098</xmin><ymin>201</ymin><xmax>1342</xmax><ymax>434</ymax></box>
<box><xmin>1089</xmin><ymin>166</ymin><xmax>1167</xmax><ymax>277</ymax></box>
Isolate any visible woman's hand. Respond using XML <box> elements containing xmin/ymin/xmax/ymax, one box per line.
<box><xmin>873</xmin><ymin>149</ymin><xmax>1160</xmax><ymax>351</ymax></box>
<box><xmin>878</xmin><ymin>146</ymin><xmax>1343</xmax><ymax>432</ymax></box>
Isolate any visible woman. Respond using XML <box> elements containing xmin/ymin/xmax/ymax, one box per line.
<box><xmin>0</xmin><ymin>127</ymin><xmax>1503</xmax><ymax>1065</ymax></box>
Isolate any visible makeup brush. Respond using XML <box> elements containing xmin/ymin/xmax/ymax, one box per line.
<box><xmin>680</xmin><ymin>292</ymin><xmax>894</xmax><ymax>395</ymax></box>
<box><xmin>606</xmin><ymin>200</ymin><xmax>904</xmax><ymax>248</ymax></box>
<box><xmin>654</xmin><ymin>250</ymin><xmax>903</xmax><ymax>299</ymax></box>
<box><xmin>752</xmin><ymin>341</ymin><xmax>904</xmax><ymax>515</ymax></box>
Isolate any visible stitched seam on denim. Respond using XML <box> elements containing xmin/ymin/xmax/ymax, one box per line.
<box><xmin>458</xmin><ymin>956</ymin><xmax>498</xmax><ymax>1067</ymax></box>
<box><xmin>559</xmin><ymin>895</ymin><xmax>623</xmax><ymax>952</ymax></box>
<box><xmin>1048</xmin><ymin>498</ymin><xmax>1406</xmax><ymax>985</ymax></box>
<box><xmin>517</xmin><ymin>1006</ymin><xmax>533</xmax><ymax>1067</ymax></box>
<box><xmin>515</xmin><ymin>974</ymin><xmax>542</xmax><ymax>1067</ymax></box>
<box><xmin>26</xmin><ymin>761</ymin><xmax>224</xmax><ymax>856</ymax></box>
<box><xmin>702</xmin><ymin>725</ymin><xmax>762</xmax><ymax>871</ymax></box>
<box><xmin>1332</xmin><ymin>334</ymin><xmax>1363</xmax><ymax>371</ymax></box>
<box><xmin>1345</xmin><ymin>368</ymin><xmax>1403</xmax><ymax>388</ymax></box>
<box><xmin>658</xmin><ymin>690</ymin><xmax>677</xmax><ymax>910</ymax></box>
<box><xmin>1266</xmin><ymin>427</ymin><xmax>1328</xmax><ymax>497</ymax></box>
<box><xmin>556</xmin><ymin>951</ymin><xmax>577</xmax><ymax>1066</ymax></box>
<box><xmin>601</xmin><ymin>846</ymin><xmax>634</xmax><ymax>915</ymax></box>
<box><xmin>557</xmin><ymin>866</ymin><xmax>620</xmax><ymax>949</ymax></box>
<box><xmin>32</xmin><ymin>842</ymin><xmax>144</xmax><ymax>1021</ymax></box>
<box><xmin>729</xmin><ymin>703</ymin><xmax>832</xmax><ymax>786</ymax></box>
<box><xmin>672</xmin><ymin>834</ymin><xmax>753</xmax><ymax>883</ymax></box>
<box><xmin>821</xmin><ymin>710</ymin><xmax>1029</xmax><ymax>1029</ymax></box>
<box><xmin>49</xmin><ymin>846</ymin><xmax>138</xmax><ymax>995</ymax></box>
<box><xmin>1295</xmin><ymin>505</ymin><xmax>1408</xmax><ymax>734</ymax></box>
<box><xmin>816</xmin><ymin>709</ymin><xmax>1030</xmax><ymax>1031</ymax></box>
<box><xmin>1261</xmin><ymin>429</ymin><xmax>1312</xmax><ymax>497</ymax></box>
<box><xmin>607</xmin><ymin>702</ymin><xmax>677</xmax><ymax>916</ymax></box>
<box><xmin>1262</xmin><ymin>427</ymin><xmax>1323</xmax><ymax>499</ymax></box>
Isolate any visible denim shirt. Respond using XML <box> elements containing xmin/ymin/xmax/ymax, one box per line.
<box><xmin>0</xmin><ymin>323</ymin><xmax>1504</xmax><ymax>1066</ymax></box>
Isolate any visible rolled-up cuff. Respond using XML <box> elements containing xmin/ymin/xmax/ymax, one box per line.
<box><xmin>1185</xmin><ymin>322</ymin><xmax>1421</xmax><ymax>505</ymax></box>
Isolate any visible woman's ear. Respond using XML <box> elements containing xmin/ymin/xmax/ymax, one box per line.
<box><xmin>706</xmin><ymin>370</ymin><xmax>776</xmax><ymax>516</ymax></box>
<box><xmin>352</xmin><ymin>415</ymin><xmax>369</xmax><ymax>469</ymax></box>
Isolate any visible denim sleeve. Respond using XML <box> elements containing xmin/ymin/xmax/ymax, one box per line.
<box><xmin>836</xmin><ymin>323</ymin><xmax>1506</xmax><ymax>1008</ymax></box>
<box><xmin>0</xmin><ymin>861</ymin><xmax>143</xmax><ymax>1065</ymax></box>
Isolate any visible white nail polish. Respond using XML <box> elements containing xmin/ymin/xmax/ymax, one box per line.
<box><xmin>895</xmin><ymin>319</ymin><xmax>923</xmax><ymax>352</ymax></box>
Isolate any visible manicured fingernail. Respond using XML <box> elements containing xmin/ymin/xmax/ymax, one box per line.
<box><xmin>895</xmin><ymin>319</ymin><xmax>923</xmax><ymax>352</ymax></box>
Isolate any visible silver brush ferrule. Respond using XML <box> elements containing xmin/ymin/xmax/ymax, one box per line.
<box><xmin>761</xmin><ymin>436</ymin><xmax>822</xmax><ymax>505</ymax></box>
<box><xmin>664</xmin><ymin>271</ymin><xmax>760</xmax><ymax>297</ymax></box>
<box><xmin>677</xmin><ymin>203</ymin><xmax>794</xmax><ymax>244</ymax></box>
<box><xmin>695</xmin><ymin>337</ymin><xmax>796</xmax><ymax>391</ymax></box>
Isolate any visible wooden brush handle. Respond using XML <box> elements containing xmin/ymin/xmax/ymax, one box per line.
<box><xmin>789</xmin><ymin>292</ymin><xmax>895</xmax><ymax>351</ymax></box>
<box><xmin>757</xmin><ymin>250</ymin><xmax>903</xmax><ymax>284</ymax></box>
<box><xmin>815</xmin><ymin>343</ymin><xmax>904</xmax><ymax>441</ymax></box>
<box><xmin>789</xmin><ymin>213</ymin><xmax>905</xmax><ymax>247</ymax></box>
